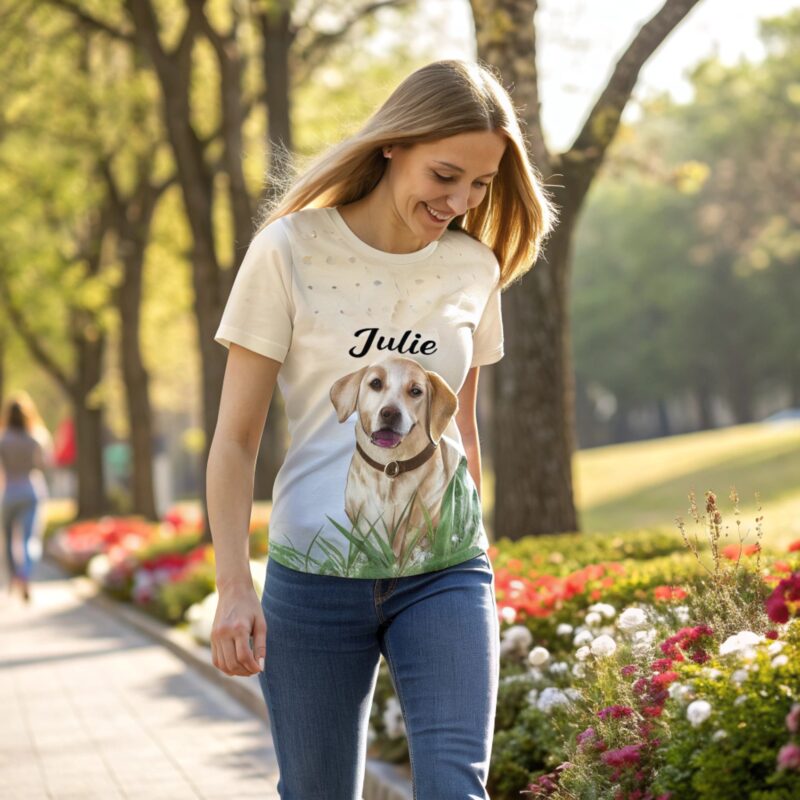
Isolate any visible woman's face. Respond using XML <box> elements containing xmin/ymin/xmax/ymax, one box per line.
<box><xmin>382</xmin><ymin>129</ymin><xmax>508</xmax><ymax>243</ymax></box>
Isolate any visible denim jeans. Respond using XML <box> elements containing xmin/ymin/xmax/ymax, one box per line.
<box><xmin>258</xmin><ymin>550</ymin><xmax>499</xmax><ymax>800</ymax></box>
<box><xmin>2</xmin><ymin>478</ymin><xmax>44</xmax><ymax>581</ymax></box>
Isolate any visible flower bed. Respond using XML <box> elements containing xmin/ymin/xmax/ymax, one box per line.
<box><xmin>51</xmin><ymin>506</ymin><xmax>269</xmax><ymax>625</ymax></box>
<box><xmin>366</xmin><ymin>491</ymin><xmax>800</xmax><ymax>799</ymax></box>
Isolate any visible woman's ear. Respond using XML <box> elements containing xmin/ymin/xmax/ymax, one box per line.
<box><xmin>383</xmin><ymin>146</ymin><xmax>393</xmax><ymax>159</ymax></box>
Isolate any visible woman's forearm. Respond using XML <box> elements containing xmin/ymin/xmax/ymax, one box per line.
<box><xmin>207</xmin><ymin>436</ymin><xmax>258</xmax><ymax>588</ymax></box>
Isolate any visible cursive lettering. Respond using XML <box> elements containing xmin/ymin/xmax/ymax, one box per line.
<box><xmin>349</xmin><ymin>327</ymin><xmax>438</xmax><ymax>358</ymax></box>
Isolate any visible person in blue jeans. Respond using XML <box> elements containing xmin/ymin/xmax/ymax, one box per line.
<box><xmin>0</xmin><ymin>392</ymin><xmax>52</xmax><ymax>603</ymax></box>
<box><xmin>206</xmin><ymin>59</ymin><xmax>556</xmax><ymax>799</ymax></box>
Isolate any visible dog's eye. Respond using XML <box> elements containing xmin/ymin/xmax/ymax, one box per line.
<box><xmin>369</xmin><ymin>378</ymin><xmax>382</xmax><ymax>389</ymax></box>
<box><xmin>410</xmin><ymin>387</ymin><xmax>423</xmax><ymax>397</ymax></box>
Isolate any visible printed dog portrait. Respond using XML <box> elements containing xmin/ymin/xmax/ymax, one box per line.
<box><xmin>329</xmin><ymin>355</ymin><xmax>462</xmax><ymax>560</ymax></box>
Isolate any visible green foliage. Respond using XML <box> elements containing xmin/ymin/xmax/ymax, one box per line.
<box><xmin>654</xmin><ymin>622</ymin><xmax>800</xmax><ymax>799</ymax></box>
<box><xmin>146</xmin><ymin>562</ymin><xmax>217</xmax><ymax>625</ymax></box>
<box><xmin>494</xmin><ymin>528</ymin><xmax>692</xmax><ymax>576</ymax></box>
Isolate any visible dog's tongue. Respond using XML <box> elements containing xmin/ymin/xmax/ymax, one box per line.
<box><xmin>371</xmin><ymin>429</ymin><xmax>402</xmax><ymax>448</ymax></box>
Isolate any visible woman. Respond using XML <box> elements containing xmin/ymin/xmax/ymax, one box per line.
<box><xmin>0</xmin><ymin>391</ymin><xmax>52</xmax><ymax>602</ymax></box>
<box><xmin>207</xmin><ymin>59</ymin><xmax>556</xmax><ymax>798</ymax></box>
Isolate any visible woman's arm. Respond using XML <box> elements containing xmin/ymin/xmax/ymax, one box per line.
<box><xmin>207</xmin><ymin>343</ymin><xmax>281</xmax><ymax>676</ymax></box>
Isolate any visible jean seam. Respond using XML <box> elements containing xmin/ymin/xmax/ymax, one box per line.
<box><xmin>382</xmin><ymin>633</ymin><xmax>418</xmax><ymax>800</ymax></box>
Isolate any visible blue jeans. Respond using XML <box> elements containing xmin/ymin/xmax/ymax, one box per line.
<box><xmin>258</xmin><ymin>550</ymin><xmax>499</xmax><ymax>800</ymax></box>
<box><xmin>2</xmin><ymin>478</ymin><xmax>44</xmax><ymax>581</ymax></box>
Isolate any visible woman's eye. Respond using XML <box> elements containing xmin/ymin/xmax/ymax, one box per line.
<box><xmin>433</xmin><ymin>172</ymin><xmax>489</xmax><ymax>189</ymax></box>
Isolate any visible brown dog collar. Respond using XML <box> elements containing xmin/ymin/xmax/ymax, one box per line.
<box><xmin>356</xmin><ymin>440</ymin><xmax>438</xmax><ymax>478</ymax></box>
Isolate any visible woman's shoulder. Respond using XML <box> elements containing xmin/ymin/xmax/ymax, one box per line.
<box><xmin>439</xmin><ymin>227</ymin><xmax>499</xmax><ymax>276</ymax></box>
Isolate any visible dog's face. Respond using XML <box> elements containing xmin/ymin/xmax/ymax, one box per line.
<box><xmin>330</xmin><ymin>356</ymin><xmax>458</xmax><ymax>448</ymax></box>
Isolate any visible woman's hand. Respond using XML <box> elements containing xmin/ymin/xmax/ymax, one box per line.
<box><xmin>210</xmin><ymin>580</ymin><xmax>267</xmax><ymax>676</ymax></box>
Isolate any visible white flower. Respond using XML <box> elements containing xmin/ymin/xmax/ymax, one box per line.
<box><xmin>382</xmin><ymin>696</ymin><xmax>406</xmax><ymax>738</ymax></box>
<box><xmin>572</xmin><ymin>662</ymin><xmax>586</xmax><ymax>678</ymax></box>
<box><xmin>772</xmin><ymin>654</ymin><xmax>789</xmax><ymax>668</ymax></box>
<box><xmin>618</xmin><ymin>607</ymin><xmax>648</xmax><ymax>632</ymax></box>
<box><xmin>674</xmin><ymin>605</ymin><xmax>690</xmax><ymax>624</ymax></box>
<box><xmin>668</xmin><ymin>682</ymin><xmax>695</xmax><ymax>703</ymax></box>
<box><xmin>719</xmin><ymin>631</ymin><xmax>761</xmax><ymax>656</ymax></box>
<box><xmin>768</xmin><ymin>641</ymin><xmax>785</xmax><ymax>656</ymax></box>
<box><xmin>668</xmin><ymin>682</ymin><xmax>685</xmax><ymax>700</ymax></box>
<box><xmin>702</xmin><ymin>668</ymin><xmax>722</xmax><ymax>680</ymax></box>
<box><xmin>500</xmin><ymin>606</ymin><xmax>517</xmax><ymax>624</ymax></box>
<box><xmin>686</xmin><ymin>699</ymin><xmax>712</xmax><ymax>727</ymax></box>
<box><xmin>529</xmin><ymin>646</ymin><xmax>550</xmax><ymax>666</ymax></box>
<box><xmin>575</xmin><ymin>646</ymin><xmax>591</xmax><ymax>661</ymax></box>
<box><xmin>556</xmin><ymin>623</ymin><xmax>574</xmax><ymax>636</ymax></box>
<box><xmin>87</xmin><ymin>553</ymin><xmax>111</xmax><ymax>583</ymax></box>
<box><xmin>712</xmin><ymin>729</ymin><xmax>728</xmax><ymax>741</ymax></box>
<box><xmin>585</xmin><ymin>611</ymin><xmax>602</xmax><ymax>626</ymax></box>
<box><xmin>590</xmin><ymin>634</ymin><xmax>617</xmax><ymax>658</ymax></box>
<box><xmin>588</xmin><ymin>602</ymin><xmax>616</xmax><ymax>619</ymax></box>
<box><xmin>536</xmin><ymin>687</ymin><xmax>572</xmax><ymax>714</ymax></box>
<box><xmin>500</xmin><ymin>624</ymin><xmax>533</xmax><ymax>657</ymax></box>
<box><xmin>565</xmin><ymin>688</ymin><xmax>582</xmax><ymax>701</ymax></box>
<box><xmin>731</xmin><ymin>669</ymin><xmax>749</xmax><ymax>685</ymax></box>
<box><xmin>527</xmin><ymin>688</ymin><xmax>539</xmax><ymax>706</ymax></box>
<box><xmin>549</xmin><ymin>661</ymin><xmax>569</xmax><ymax>675</ymax></box>
<box><xmin>573</xmin><ymin>630</ymin><xmax>593</xmax><ymax>647</ymax></box>
<box><xmin>734</xmin><ymin>695</ymin><xmax>748</xmax><ymax>706</ymax></box>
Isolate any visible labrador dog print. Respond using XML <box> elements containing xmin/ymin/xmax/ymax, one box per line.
<box><xmin>263</xmin><ymin>354</ymin><xmax>484</xmax><ymax>577</ymax></box>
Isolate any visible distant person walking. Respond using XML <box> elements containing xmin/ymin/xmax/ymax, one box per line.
<box><xmin>0</xmin><ymin>391</ymin><xmax>52</xmax><ymax>602</ymax></box>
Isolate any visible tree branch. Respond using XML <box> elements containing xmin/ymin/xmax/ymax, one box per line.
<box><xmin>567</xmin><ymin>0</ymin><xmax>702</xmax><ymax>176</ymax></box>
<box><xmin>43</xmin><ymin>0</ymin><xmax>135</xmax><ymax>42</ymax></box>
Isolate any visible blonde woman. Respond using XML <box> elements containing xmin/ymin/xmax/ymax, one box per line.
<box><xmin>0</xmin><ymin>391</ymin><xmax>52</xmax><ymax>602</ymax></box>
<box><xmin>207</xmin><ymin>59</ymin><xmax>556</xmax><ymax>798</ymax></box>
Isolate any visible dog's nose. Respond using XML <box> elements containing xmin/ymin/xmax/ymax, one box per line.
<box><xmin>379</xmin><ymin>406</ymin><xmax>401</xmax><ymax>425</ymax></box>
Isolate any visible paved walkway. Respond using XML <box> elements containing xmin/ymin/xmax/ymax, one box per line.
<box><xmin>0</xmin><ymin>561</ymin><xmax>280</xmax><ymax>800</ymax></box>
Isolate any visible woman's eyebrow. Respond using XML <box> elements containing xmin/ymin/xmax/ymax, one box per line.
<box><xmin>432</xmin><ymin>160</ymin><xmax>498</xmax><ymax>178</ymax></box>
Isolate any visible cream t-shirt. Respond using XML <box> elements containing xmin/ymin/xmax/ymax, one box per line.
<box><xmin>214</xmin><ymin>205</ymin><xmax>504</xmax><ymax>578</ymax></box>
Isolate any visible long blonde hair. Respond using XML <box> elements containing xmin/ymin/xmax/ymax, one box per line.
<box><xmin>257</xmin><ymin>59</ymin><xmax>558</xmax><ymax>288</ymax></box>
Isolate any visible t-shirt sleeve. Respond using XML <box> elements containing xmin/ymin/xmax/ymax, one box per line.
<box><xmin>470</xmin><ymin>279</ymin><xmax>505</xmax><ymax>367</ymax></box>
<box><xmin>214</xmin><ymin>219</ymin><xmax>295</xmax><ymax>363</ymax></box>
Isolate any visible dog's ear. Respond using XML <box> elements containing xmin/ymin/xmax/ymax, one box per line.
<box><xmin>425</xmin><ymin>371</ymin><xmax>458</xmax><ymax>444</ymax></box>
<box><xmin>330</xmin><ymin>366</ymin><xmax>369</xmax><ymax>422</ymax></box>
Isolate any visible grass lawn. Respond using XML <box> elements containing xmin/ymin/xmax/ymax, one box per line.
<box><xmin>573</xmin><ymin>420</ymin><xmax>800</xmax><ymax>551</ymax></box>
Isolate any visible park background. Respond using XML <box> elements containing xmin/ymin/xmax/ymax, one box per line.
<box><xmin>1</xmin><ymin>1</ymin><xmax>800</xmax><ymax>798</ymax></box>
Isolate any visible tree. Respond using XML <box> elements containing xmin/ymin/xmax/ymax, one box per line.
<box><xmin>469</xmin><ymin>0</ymin><xmax>703</xmax><ymax>537</ymax></box>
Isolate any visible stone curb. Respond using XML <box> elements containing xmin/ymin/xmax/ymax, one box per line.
<box><xmin>51</xmin><ymin>557</ymin><xmax>413</xmax><ymax>800</ymax></box>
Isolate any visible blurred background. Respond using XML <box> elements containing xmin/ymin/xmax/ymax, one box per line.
<box><xmin>1</xmin><ymin>0</ymin><xmax>798</xmax><ymax>548</ymax></box>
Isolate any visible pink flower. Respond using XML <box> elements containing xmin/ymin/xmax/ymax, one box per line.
<box><xmin>598</xmin><ymin>705</ymin><xmax>634</xmax><ymax>720</ymax></box>
<box><xmin>777</xmin><ymin>742</ymin><xmax>800</xmax><ymax>771</ymax></box>
<box><xmin>786</xmin><ymin>703</ymin><xmax>800</xmax><ymax>734</ymax></box>
<box><xmin>601</xmin><ymin>743</ymin><xmax>642</xmax><ymax>768</ymax></box>
<box><xmin>620</xmin><ymin>664</ymin><xmax>637</xmax><ymax>677</ymax></box>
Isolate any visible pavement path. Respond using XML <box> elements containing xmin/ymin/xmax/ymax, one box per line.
<box><xmin>0</xmin><ymin>560</ymin><xmax>281</xmax><ymax>800</ymax></box>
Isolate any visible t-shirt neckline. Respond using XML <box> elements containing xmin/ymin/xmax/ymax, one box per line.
<box><xmin>327</xmin><ymin>206</ymin><xmax>439</xmax><ymax>265</ymax></box>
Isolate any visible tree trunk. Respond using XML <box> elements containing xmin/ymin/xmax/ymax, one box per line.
<box><xmin>471</xmin><ymin>0</ymin><xmax>701</xmax><ymax>537</ymax></box>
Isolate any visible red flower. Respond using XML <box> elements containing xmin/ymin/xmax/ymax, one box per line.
<box><xmin>598</xmin><ymin>705</ymin><xmax>635</xmax><ymax>720</ymax></box>
<box><xmin>787</xmin><ymin>540</ymin><xmax>800</xmax><ymax>553</ymax></box>
<box><xmin>601</xmin><ymin>743</ymin><xmax>642</xmax><ymax>768</ymax></box>
<box><xmin>652</xmin><ymin>671</ymin><xmax>679</xmax><ymax>687</ymax></box>
<box><xmin>722</xmin><ymin>542</ymin><xmax>760</xmax><ymax>560</ymax></box>
<box><xmin>766</xmin><ymin>572</ymin><xmax>800</xmax><ymax>624</ymax></box>
<box><xmin>653</xmin><ymin>585</ymin><xmax>688</xmax><ymax>602</ymax></box>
